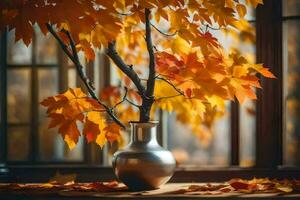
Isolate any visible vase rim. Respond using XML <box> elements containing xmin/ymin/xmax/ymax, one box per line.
<box><xmin>129</xmin><ymin>121</ymin><xmax>159</xmax><ymax>126</ymax></box>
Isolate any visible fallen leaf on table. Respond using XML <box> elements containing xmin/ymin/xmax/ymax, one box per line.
<box><xmin>49</xmin><ymin>171</ymin><xmax>77</xmax><ymax>184</ymax></box>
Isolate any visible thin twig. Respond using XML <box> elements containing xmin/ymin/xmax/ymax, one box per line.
<box><xmin>150</xmin><ymin>22</ymin><xmax>178</xmax><ymax>37</ymax></box>
<box><xmin>155</xmin><ymin>76</ymin><xmax>185</xmax><ymax>96</ymax></box>
<box><xmin>205</xmin><ymin>24</ymin><xmax>220</xmax><ymax>31</ymax></box>
<box><xmin>155</xmin><ymin>94</ymin><xmax>183</xmax><ymax>101</ymax></box>
<box><xmin>112</xmin><ymin>87</ymin><xmax>141</xmax><ymax>109</ymax></box>
<box><xmin>46</xmin><ymin>23</ymin><xmax>125</xmax><ymax>129</ymax></box>
<box><xmin>125</xmin><ymin>98</ymin><xmax>140</xmax><ymax>108</ymax></box>
<box><xmin>155</xmin><ymin>95</ymin><xmax>206</xmax><ymax>102</ymax></box>
<box><xmin>112</xmin><ymin>87</ymin><xmax>128</xmax><ymax>110</ymax></box>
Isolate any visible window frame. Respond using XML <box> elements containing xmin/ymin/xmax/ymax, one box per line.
<box><xmin>2</xmin><ymin>0</ymin><xmax>300</xmax><ymax>183</ymax></box>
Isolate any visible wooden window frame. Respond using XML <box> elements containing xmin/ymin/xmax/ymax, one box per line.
<box><xmin>1</xmin><ymin>0</ymin><xmax>300</xmax><ymax>183</ymax></box>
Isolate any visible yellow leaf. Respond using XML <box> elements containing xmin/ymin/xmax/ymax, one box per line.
<box><xmin>113</xmin><ymin>0</ymin><xmax>126</xmax><ymax>11</ymax></box>
<box><xmin>96</xmin><ymin>132</ymin><xmax>107</xmax><ymax>149</ymax></box>
<box><xmin>49</xmin><ymin>172</ymin><xmax>77</xmax><ymax>184</ymax></box>
<box><xmin>233</xmin><ymin>65</ymin><xmax>248</xmax><ymax>77</ymax></box>
<box><xmin>236</xmin><ymin>4</ymin><xmax>247</xmax><ymax>18</ymax></box>
<box><xmin>171</xmin><ymin>35</ymin><xmax>190</xmax><ymax>56</ymax></box>
<box><xmin>64</xmin><ymin>135</ymin><xmax>76</xmax><ymax>150</ymax></box>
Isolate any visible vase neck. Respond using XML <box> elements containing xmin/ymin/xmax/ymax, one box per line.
<box><xmin>130</xmin><ymin>122</ymin><xmax>159</xmax><ymax>144</ymax></box>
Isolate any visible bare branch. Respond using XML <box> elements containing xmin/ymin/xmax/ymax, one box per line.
<box><xmin>150</xmin><ymin>22</ymin><xmax>178</xmax><ymax>37</ymax></box>
<box><xmin>106</xmin><ymin>42</ymin><xmax>146</xmax><ymax>97</ymax></box>
<box><xmin>46</xmin><ymin>23</ymin><xmax>125</xmax><ymax>129</ymax></box>
<box><xmin>46</xmin><ymin>24</ymin><xmax>73</xmax><ymax>59</ymax></box>
<box><xmin>135</xmin><ymin>8</ymin><xmax>157</xmax><ymax>122</ymax></box>
<box><xmin>62</xmin><ymin>29</ymin><xmax>95</xmax><ymax>90</ymax></box>
<box><xmin>145</xmin><ymin>8</ymin><xmax>156</xmax><ymax>98</ymax></box>
<box><xmin>156</xmin><ymin>76</ymin><xmax>185</xmax><ymax>96</ymax></box>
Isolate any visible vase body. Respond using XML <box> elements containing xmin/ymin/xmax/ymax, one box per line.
<box><xmin>112</xmin><ymin>121</ymin><xmax>176</xmax><ymax>190</ymax></box>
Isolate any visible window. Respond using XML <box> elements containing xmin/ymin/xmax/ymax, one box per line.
<box><xmin>0</xmin><ymin>27</ymin><xmax>110</xmax><ymax>165</ymax></box>
<box><xmin>1</xmin><ymin>0</ymin><xmax>300</xmax><ymax>183</ymax></box>
<box><xmin>283</xmin><ymin>0</ymin><xmax>300</xmax><ymax>166</ymax></box>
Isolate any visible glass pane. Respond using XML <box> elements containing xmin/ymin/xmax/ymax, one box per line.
<box><xmin>283</xmin><ymin>0</ymin><xmax>300</xmax><ymax>17</ymax></box>
<box><xmin>36</xmin><ymin>30</ymin><xmax>58</xmax><ymax>64</ymax></box>
<box><xmin>38</xmin><ymin>122</ymin><xmax>84</xmax><ymax>161</ymax></box>
<box><xmin>238</xmin><ymin>25</ymin><xmax>256</xmax><ymax>167</ymax></box>
<box><xmin>7</xmin><ymin>30</ymin><xmax>32</xmax><ymax>64</ymax></box>
<box><xmin>38</xmin><ymin>68</ymin><xmax>58</xmax><ymax>161</ymax></box>
<box><xmin>167</xmin><ymin>103</ymin><xmax>231</xmax><ymax>166</ymax></box>
<box><xmin>283</xmin><ymin>20</ymin><xmax>300</xmax><ymax>166</ymax></box>
<box><xmin>37</xmin><ymin>68</ymin><xmax>84</xmax><ymax>161</ymax></box>
<box><xmin>240</xmin><ymin>0</ymin><xmax>256</xmax><ymax>21</ymax></box>
<box><xmin>68</xmin><ymin>68</ymin><xmax>77</xmax><ymax>88</ymax></box>
<box><xmin>239</xmin><ymin>100</ymin><xmax>256</xmax><ymax>167</ymax></box>
<box><xmin>7</xmin><ymin>126</ymin><xmax>30</xmax><ymax>161</ymax></box>
<box><xmin>64</xmin><ymin>137</ymin><xmax>84</xmax><ymax>161</ymax></box>
<box><xmin>7</xmin><ymin>69</ymin><xmax>31</xmax><ymax>123</ymax></box>
<box><xmin>38</xmin><ymin>68</ymin><xmax>58</xmax><ymax>119</ymax></box>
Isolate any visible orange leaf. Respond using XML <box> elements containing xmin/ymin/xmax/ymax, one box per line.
<box><xmin>83</xmin><ymin>117</ymin><xmax>100</xmax><ymax>143</ymax></box>
<box><xmin>236</xmin><ymin>4</ymin><xmax>247</xmax><ymax>18</ymax></box>
<box><xmin>259</xmin><ymin>68</ymin><xmax>276</xmax><ymax>78</ymax></box>
<box><xmin>104</xmin><ymin>123</ymin><xmax>121</xmax><ymax>144</ymax></box>
<box><xmin>229</xmin><ymin>179</ymin><xmax>249</xmax><ymax>190</ymax></box>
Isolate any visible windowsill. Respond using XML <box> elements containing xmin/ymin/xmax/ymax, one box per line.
<box><xmin>1</xmin><ymin>183</ymin><xmax>300</xmax><ymax>199</ymax></box>
<box><xmin>1</xmin><ymin>165</ymin><xmax>300</xmax><ymax>183</ymax></box>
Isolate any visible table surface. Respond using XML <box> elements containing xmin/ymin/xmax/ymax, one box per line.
<box><xmin>2</xmin><ymin>183</ymin><xmax>300</xmax><ymax>200</ymax></box>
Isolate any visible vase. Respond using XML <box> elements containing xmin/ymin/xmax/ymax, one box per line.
<box><xmin>112</xmin><ymin>121</ymin><xmax>176</xmax><ymax>190</ymax></box>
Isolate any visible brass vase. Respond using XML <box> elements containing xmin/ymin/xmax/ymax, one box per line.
<box><xmin>112</xmin><ymin>121</ymin><xmax>176</xmax><ymax>190</ymax></box>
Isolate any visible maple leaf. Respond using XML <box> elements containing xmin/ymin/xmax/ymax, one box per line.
<box><xmin>245</xmin><ymin>0</ymin><xmax>264</xmax><ymax>8</ymax></box>
<box><xmin>236</xmin><ymin>4</ymin><xmax>247</xmax><ymax>18</ymax></box>
<box><xmin>228</xmin><ymin>179</ymin><xmax>250</xmax><ymax>190</ymax></box>
<box><xmin>100</xmin><ymin>86</ymin><xmax>121</xmax><ymax>106</ymax></box>
<box><xmin>155</xmin><ymin>8</ymin><xmax>168</xmax><ymax>22</ymax></box>
<box><xmin>250</xmin><ymin>64</ymin><xmax>276</xmax><ymax>78</ymax></box>
<box><xmin>192</xmin><ymin>32</ymin><xmax>220</xmax><ymax>55</ymax></box>
<box><xmin>171</xmin><ymin>35</ymin><xmax>190</xmax><ymax>56</ymax></box>
<box><xmin>83</xmin><ymin>113</ymin><xmax>101</xmax><ymax>143</ymax></box>
<box><xmin>40</xmin><ymin>88</ymin><xmax>114</xmax><ymax>149</ymax></box>
<box><xmin>104</xmin><ymin>123</ymin><xmax>121</xmax><ymax>144</ymax></box>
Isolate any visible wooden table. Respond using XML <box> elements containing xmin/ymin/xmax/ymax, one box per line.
<box><xmin>2</xmin><ymin>183</ymin><xmax>300</xmax><ymax>199</ymax></box>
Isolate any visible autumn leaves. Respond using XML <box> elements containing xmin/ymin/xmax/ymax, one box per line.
<box><xmin>1</xmin><ymin>0</ymin><xmax>273</xmax><ymax>150</ymax></box>
<box><xmin>41</xmin><ymin>88</ymin><xmax>121</xmax><ymax>149</ymax></box>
